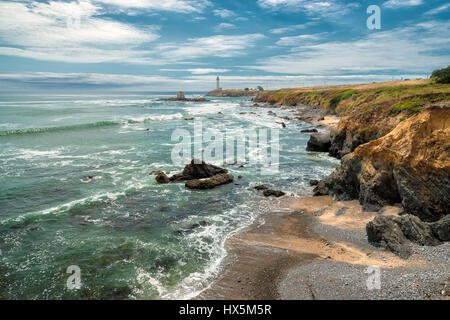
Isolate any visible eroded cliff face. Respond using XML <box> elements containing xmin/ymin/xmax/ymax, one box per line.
<box><xmin>328</xmin><ymin>106</ymin><xmax>401</xmax><ymax>159</ymax></box>
<box><xmin>315</xmin><ymin>106</ymin><xmax>450</xmax><ymax>222</ymax></box>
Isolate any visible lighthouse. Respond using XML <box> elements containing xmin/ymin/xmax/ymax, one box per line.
<box><xmin>216</xmin><ymin>76</ymin><xmax>221</xmax><ymax>90</ymax></box>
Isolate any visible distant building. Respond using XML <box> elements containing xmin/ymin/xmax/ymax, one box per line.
<box><xmin>216</xmin><ymin>76</ymin><xmax>221</xmax><ymax>90</ymax></box>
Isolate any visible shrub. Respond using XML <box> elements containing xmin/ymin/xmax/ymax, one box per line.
<box><xmin>431</xmin><ymin>66</ymin><xmax>450</xmax><ymax>84</ymax></box>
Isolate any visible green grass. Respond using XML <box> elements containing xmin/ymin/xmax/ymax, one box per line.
<box><xmin>256</xmin><ymin>82</ymin><xmax>450</xmax><ymax>119</ymax></box>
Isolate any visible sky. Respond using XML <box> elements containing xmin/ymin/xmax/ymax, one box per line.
<box><xmin>0</xmin><ymin>0</ymin><xmax>449</xmax><ymax>92</ymax></box>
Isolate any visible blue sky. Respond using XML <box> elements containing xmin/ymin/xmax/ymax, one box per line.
<box><xmin>0</xmin><ymin>0</ymin><xmax>449</xmax><ymax>91</ymax></box>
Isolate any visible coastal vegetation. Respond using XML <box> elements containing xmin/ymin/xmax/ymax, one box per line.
<box><xmin>255</xmin><ymin>79</ymin><xmax>450</xmax><ymax>117</ymax></box>
<box><xmin>431</xmin><ymin>65</ymin><xmax>450</xmax><ymax>84</ymax></box>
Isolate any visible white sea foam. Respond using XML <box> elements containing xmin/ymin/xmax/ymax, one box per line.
<box><xmin>185</xmin><ymin>102</ymin><xmax>238</xmax><ymax>116</ymax></box>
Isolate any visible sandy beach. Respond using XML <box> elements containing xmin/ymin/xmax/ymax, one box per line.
<box><xmin>199</xmin><ymin>195</ymin><xmax>450</xmax><ymax>300</ymax></box>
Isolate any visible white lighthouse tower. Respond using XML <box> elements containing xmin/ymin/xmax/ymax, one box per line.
<box><xmin>216</xmin><ymin>76</ymin><xmax>221</xmax><ymax>90</ymax></box>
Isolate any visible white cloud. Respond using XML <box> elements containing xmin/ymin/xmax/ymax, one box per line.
<box><xmin>383</xmin><ymin>0</ymin><xmax>423</xmax><ymax>9</ymax></box>
<box><xmin>213</xmin><ymin>8</ymin><xmax>235</xmax><ymax>18</ymax></box>
<box><xmin>247</xmin><ymin>21</ymin><xmax>450</xmax><ymax>75</ymax></box>
<box><xmin>94</xmin><ymin>0</ymin><xmax>211</xmax><ymax>13</ymax></box>
<box><xmin>270</xmin><ymin>23</ymin><xmax>316</xmax><ymax>34</ymax></box>
<box><xmin>425</xmin><ymin>3</ymin><xmax>450</xmax><ymax>15</ymax></box>
<box><xmin>257</xmin><ymin>0</ymin><xmax>357</xmax><ymax>17</ymax></box>
<box><xmin>0</xmin><ymin>1</ymin><xmax>263</xmax><ymax>65</ymax></box>
<box><xmin>276</xmin><ymin>34</ymin><xmax>324</xmax><ymax>46</ymax></box>
<box><xmin>157</xmin><ymin>34</ymin><xmax>265</xmax><ymax>60</ymax></box>
<box><xmin>162</xmin><ymin>68</ymin><xmax>231</xmax><ymax>74</ymax></box>
<box><xmin>214</xmin><ymin>23</ymin><xmax>236</xmax><ymax>32</ymax></box>
<box><xmin>0</xmin><ymin>1</ymin><xmax>160</xmax><ymax>63</ymax></box>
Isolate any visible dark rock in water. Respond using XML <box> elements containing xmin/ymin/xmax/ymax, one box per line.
<box><xmin>276</xmin><ymin>122</ymin><xmax>286</xmax><ymax>128</ymax></box>
<box><xmin>301</xmin><ymin>128</ymin><xmax>318</xmax><ymax>133</ymax></box>
<box><xmin>157</xmin><ymin>91</ymin><xmax>208</xmax><ymax>102</ymax></box>
<box><xmin>254</xmin><ymin>185</ymin><xmax>267</xmax><ymax>190</ymax></box>
<box><xmin>156</xmin><ymin>172</ymin><xmax>170</xmax><ymax>184</ymax></box>
<box><xmin>366</xmin><ymin>214</ymin><xmax>442</xmax><ymax>258</ymax></box>
<box><xmin>185</xmin><ymin>173</ymin><xmax>234</xmax><ymax>190</ymax></box>
<box><xmin>156</xmin><ymin>159</ymin><xmax>233</xmax><ymax>190</ymax></box>
<box><xmin>185</xmin><ymin>117</ymin><xmax>194</xmax><ymax>121</ymax></box>
<box><xmin>263</xmin><ymin>190</ymin><xmax>286</xmax><ymax>197</ymax></box>
<box><xmin>238</xmin><ymin>176</ymin><xmax>243</xmax><ymax>179</ymax></box>
<box><xmin>170</xmin><ymin>159</ymin><xmax>228</xmax><ymax>182</ymax></box>
<box><xmin>309</xmin><ymin>179</ymin><xmax>320</xmax><ymax>186</ymax></box>
<box><xmin>431</xmin><ymin>215</ymin><xmax>450</xmax><ymax>241</ymax></box>
<box><xmin>307</xmin><ymin>133</ymin><xmax>331</xmax><ymax>152</ymax></box>
<box><xmin>176</xmin><ymin>221</ymin><xmax>210</xmax><ymax>235</ymax></box>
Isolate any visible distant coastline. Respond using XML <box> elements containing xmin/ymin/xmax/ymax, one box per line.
<box><xmin>206</xmin><ymin>89</ymin><xmax>259</xmax><ymax>97</ymax></box>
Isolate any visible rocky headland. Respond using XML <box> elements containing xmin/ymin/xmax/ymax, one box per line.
<box><xmin>207</xmin><ymin>89</ymin><xmax>259</xmax><ymax>97</ymax></box>
<box><xmin>253</xmin><ymin>80</ymin><xmax>450</xmax><ymax>257</ymax></box>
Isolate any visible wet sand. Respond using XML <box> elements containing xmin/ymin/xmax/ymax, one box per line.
<box><xmin>199</xmin><ymin>196</ymin><xmax>450</xmax><ymax>300</ymax></box>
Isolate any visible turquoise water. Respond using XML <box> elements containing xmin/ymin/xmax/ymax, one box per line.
<box><xmin>0</xmin><ymin>93</ymin><xmax>339</xmax><ymax>299</ymax></box>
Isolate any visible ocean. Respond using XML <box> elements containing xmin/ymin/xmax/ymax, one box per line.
<box><xmin>0</xmin><ymin>93</ymin><xmax>339</xmax><ymax>299</ymax></box>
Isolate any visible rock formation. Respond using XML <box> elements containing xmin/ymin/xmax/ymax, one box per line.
<box><xmin>315</xmin><ymin>107</ymin><xmax>450</xmax><ymax>222</ymax></box>
<box><xmin>306</xmin><ymin>133</ymin><xmax>331</xmax><ymax>152</ymax></box>
<box><xmin>155</xmin><ymin>159</ymin><xmax>234</xmax><ymax>190</ymax></box>
<box><xmin>253</xmin><ymin>185</ymin><xmax>286</xmax><ymax>197</ymax></box>
<box><xmin>157</xmin><ymin>91</ymin><xmax>208</xmax><ymax>102</ymax></box>
<box><xmin>186</xmin><ymin>173</ymin><xmax>234</xmax><ymax>190</ymax></box>
<box><xmin>367</xmin><ymin>214</ymin><xmax>449</xmax><ymax>258</ymax></box>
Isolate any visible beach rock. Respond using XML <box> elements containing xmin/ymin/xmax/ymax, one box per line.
<box><xmin>185</xmin><ymin>173</ymin><xmax>234</xmax><ymax>190</ymax></box>
<box><xmin>156</xmin><ymin>172</ymin><xmax>170</xmax><ymax>184</ymax></box>
<box><xmin>157</xmin><ymin>160</ymin><xmax>233</xmax><ymax>190</ymax></box>
<box><xmin>301</xmin><ymin>128</ymin><xmax>318</xmax><ymax>133</ymax></box>
<box><xmin>263</xmin><ymin>190</ymin><xmax>286</xmax><ymax>197</ymax></box>
<box><xmin>366</xmin><ymin>214</ymin><xmax>442</xmax><ymax>258</ymax></box>
<box><xmin>306</xmin><ymin>133</ymin><xmax>331</xmax><ymax>152</ymax></box>
<box><xmin>170</xmin><ymin>159</ymin><xmax>228</xmax><ymax>182</ymax></box>
<box><xmin>315</xmin><ymin>107</ymin><xmax>450</xmax><ymax>222</ymax></box>
<box><xmin>309</xmin><ymin>179</ymin><xmax>320</xmax><ymax>186</ymax></box>
<box><xmin>254</xmin><ymin>185</ymin><xmax>268</xmax><ymax>190</ymax></box>
<box><xmin>431</xmin><ymin>215</ymin><xmax>450</xmax><ymax>241</ymax></box>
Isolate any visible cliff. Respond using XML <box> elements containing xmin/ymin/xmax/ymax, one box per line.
<box><xmin>256</xmin><ymin>80</ymin><xmax>450</xmax><ymax>256</ymax></box>
<box><xmin>255</xmin><ymin>80</ymin><xmax>450</xmax><ymax>159</ymax></box>
<box><xmin>314</xmin><ymin>106</ymin><xmax>450</xmax><ymax>222</ymax></box>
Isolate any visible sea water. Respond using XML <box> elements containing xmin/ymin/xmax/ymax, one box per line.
<box><xmin>0</xmin><ymin>93</ymin><xmax>339</xmax><ymax>299</ymax></box>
